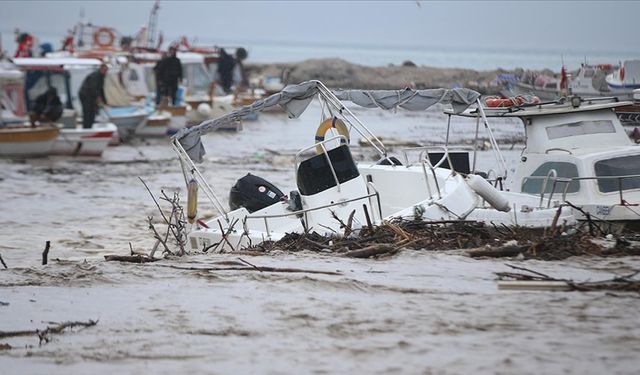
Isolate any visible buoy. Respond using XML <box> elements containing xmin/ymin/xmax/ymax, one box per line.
<box><xmin>187</xmin><ymin>179</ymin><xmax>198</xmax><ymax>223</ymax></box>
<box><xmin>314</xmin><ymin>117</ymin><xmax>350</xmax><ymax>154</ymax></box>
<box><xmin>466</xmin><ymin>174</ymin><xmax>511</xmax><ymax>212</ymax></box>
<box><xmin>93</xmin><ymin>27</ymin><xmax>116</xmax><ymax>49</ymax></box>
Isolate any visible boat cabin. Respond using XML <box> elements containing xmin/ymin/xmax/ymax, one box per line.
<box><xmin>455</xmin><ymin>98</ymin><xmax>640</xmax><ymax>214</ymax></box>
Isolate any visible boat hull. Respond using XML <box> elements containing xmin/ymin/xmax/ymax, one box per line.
<box><xmin>0</xmin><ymin>126</ymin><xmax>58</xmax><ymax>157</ymax></box>
<box><xmin>52</xmin><ymin>123</ymin><xmax>117</xmax><ymax>156</ymax></box>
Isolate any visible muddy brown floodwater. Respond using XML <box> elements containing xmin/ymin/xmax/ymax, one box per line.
<box><xmin>1</xmin><ymin>102</ymin><xmax>639</xmax><ymax>374</ymax></box>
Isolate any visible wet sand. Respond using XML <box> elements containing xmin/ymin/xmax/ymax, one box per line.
<box><xmin>1</xmin><ymin>102</ymin><xmax>639</xmax><ymax>374</ymax></box>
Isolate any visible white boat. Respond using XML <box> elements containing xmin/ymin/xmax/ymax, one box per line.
<box><xmin>52</xmin><ymin>122</ymin><xmax>117</xmax><ymax>156</ymax></box>
<box><xmin>501</xmin><ymin>63</ymin><xmax>639</xmax><ymax>101</ymax></box>
<box><xmin>0</xmin><ymin>124</ymin><xmax>59</xmax><ymax>157</ymax></box>
<box><xmin>606</xmin><ymin>60</ymin><xmax>640</xmax><ymax>91</ymax></box>
<box><xmin>452</xmin><ymin>96</ymin><xmax>640</xmax><ymax>228</ymax></box>
<box><xmin>101</xmin><ymin>105</ymin><xmax>152</xmax><ymax>140</ymax></box>
<box><xmin>172</xmin><ymin>81</ymin><xmax>569</xmax><ymax>253</ymax></box>
<box><xmin>334</xmin><ymin>89</ymin><xmax>575</xmax><ymax>228</ymax></box>
<box><xmin>1</xmin><ymin>60</ymin><xmax>59</xmax><ymax>157</ymax></box>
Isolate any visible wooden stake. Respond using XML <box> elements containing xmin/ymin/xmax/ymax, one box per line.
<box><xmin>42</xmin><ymin>241</ymin><xmax>50</xmax><ymax>265</ymax></box>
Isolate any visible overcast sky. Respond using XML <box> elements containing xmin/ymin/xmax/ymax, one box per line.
<box><xmin>1</xmin><ymin>1</ymin><xmax>636</xmax><ymax>54</ymax></box>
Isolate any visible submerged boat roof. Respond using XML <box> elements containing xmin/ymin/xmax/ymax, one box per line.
<box><xmin>449</xmin><ymin>98</ymin><xmax>633</xmax><ymax>119</ymax></box>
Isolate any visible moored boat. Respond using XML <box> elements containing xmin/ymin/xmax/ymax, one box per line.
<box><xmin>52</xmin><ymin>122</ymin><xmax>117</xmax><ymax>156</ymax></box>
<box><xmin>0</xmin><ymin>124</ymin><xmax>59</xmax><ymax>157</ymax></box>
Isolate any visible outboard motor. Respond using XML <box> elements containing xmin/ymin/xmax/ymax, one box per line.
<box><xmin>229</xmin><ymin>173</ymin><xmax>285</xmax><ymax>213</ymax></box>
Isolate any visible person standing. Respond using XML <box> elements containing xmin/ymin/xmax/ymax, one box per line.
<box><xmin>153</xmin><ymin>53</ymin><xmax>166</xmax><ymax>105</ymax></box>
<box><xmin>78</xmin><ymin>64</ymin><xmax>108</xmax><ymax>129</ymax></box>
<box><xmin>216</xmin><ymin>48</ymin><xmax>235</xmax><ymax>94</ymax></box>
<box><xmin>159</xmin><ymin>46</ymin><xmax>182</xmax><ymax>106</ymax></box>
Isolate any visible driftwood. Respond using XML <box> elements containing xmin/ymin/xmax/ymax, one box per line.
<box><xmin>344</xmin><ymin>244</ymin><xmax>398</xmax><ymax>258</ymax></box>
<box><xmin>158</xmin><ymin>263</ymin><xmax>341</xmax><ymax>276</ymax></box>
<box><xmin>139</xmin><ymin>178</ymin><xmax>187</xmax><ymax>257</ymax></box>
<box><xmin>42</xmin><ymin>241</ymin><xmax>50</xmax><ymax>265</ymax></box>
<box><xmin>0</xmin><ymin>320</ymin><xmax>98</xmax><ymax>345</ymax></box>
<box><xmin>104</xmin><ymin>254</ymin><xmax>159</xmax><ymax>263</ymax></box>
<box><xmin>496</xmin><ymin>264</ymin><xmax>640</xmax><ymax>292</ymax></box>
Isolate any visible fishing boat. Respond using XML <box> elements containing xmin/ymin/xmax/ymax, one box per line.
<box><xmin>606</xmin><ymin>60</ymin><xmax>640</xmax><ymax>91</ymax></box>
<box><xmin>0</xmin><ymin>124</ymin><xmax>59</xmax><ymax>157</ymax></box>
<box><xmin>501</xmin><ymin>63</ymin><xmax>619</xmax><ymax>101</ymax></box>
<box><xmin>52</xmin><ymin>122</ymin><xmax>118</xmax><ymax>156</ymax></box>
<box><xmin>1</xmin><ymin>60</ymin><xmax>59</xmax><ymax>157</ymax></box>
<box><xmin>451</xmin><ymin>96</ymin><xmax>640</xmax><ymax>228</ymax></box>
<box><xmin>172</xmin><ymin>81</ymin><xmax>573</xmax><ymax>252</ymax></box>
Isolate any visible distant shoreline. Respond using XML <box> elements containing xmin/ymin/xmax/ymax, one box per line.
<box><xmin>247</xmin><ymin>58</ymin><xmax>557</xmax><ymax>94</ymax></box>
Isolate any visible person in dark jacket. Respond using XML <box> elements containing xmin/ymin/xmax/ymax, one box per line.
<box><xmin>153</xmin><ymin>54</ymin><xmax>166</xmax><ymax>105</ymax></box>
<box><xmin>216</xmin><ymin>48</ymin><xmax>235</xmax><ymax>94</ymax></box>
<box><xmin>78</xmin><ymin>64</ymin><xmax>108</xmax><ymax>129</ymax></box>
<box><xmin>158</xmin><ymin>46</ymin><xmax>182</xmax><ymax>105</ymax></box>
<box><xmin>30</xmin><ymin>87</ymin><xmax>63</xmax><ymax>125</ymax></box>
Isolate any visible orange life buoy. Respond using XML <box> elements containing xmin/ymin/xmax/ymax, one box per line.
<box><xmin>93</xmin><ymin>27</ymin><xmax>115</xmax><ymax>49</ymax></box>
<box><xmin>314</xmin><ymin>117</ymin><xmax>350</xmax><ymax>154</ymax></box>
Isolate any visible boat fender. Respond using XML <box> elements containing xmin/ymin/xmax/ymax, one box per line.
<box><xmin>187</xmin><ymin>179</ymin><xmax>198</xmax><ymax>223</ymax></box>
<box><xmin>466</xmin><ymin>174</ymin><xmax>511</xmax><ymax>212</ymax></box>
<box><xmin>314</xmin><ymin>117</ymin><xmax>349</xmax><ymax>154</ymax></box>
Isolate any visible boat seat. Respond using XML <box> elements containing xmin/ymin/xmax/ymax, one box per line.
<box><xmin>377</xmin><ymin>156</ymin><xmax>403</xmax><ymax>166</ymax></box>
<box><xmin>428</xmin><ymin>151</ymin><xmax>471</xmax><ymax>174</ymax></box>
<box><xmin>297</xmin><ymin>145</ymin><xmax>360</xmax><ymax>196</ymax></box>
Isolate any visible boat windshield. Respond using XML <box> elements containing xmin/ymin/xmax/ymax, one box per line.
<box><xmin>594</xmin><ymin>155</ymin><xmax>640</xmax><ymax>193</ymax></box>
<box><xmin>546</xmin><ymin>120</ymin><xmax>616</xmax><ymax>140</ymax></box>
<box><xmin>522</xmin><ymin>162</ymin><xmax>580</xmax><ymax>194</ymax></box>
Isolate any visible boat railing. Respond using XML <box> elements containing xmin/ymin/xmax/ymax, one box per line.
<box><xmin>172</xmin><ymin>138</ymin><xmax>229</xmax><ymax>221</ymax></box>
<box><xmin>400</xmin><ymin>145</ymin><xmax>455</xmax><ymax>200</ymax></box>
<box><xmin>294</xmin><ymin>135</ymin><xmax>349</xmax><ymax>193</ymax></box>
<box><xmin>245</xmin><ymin>190</ymin><xmax>382</xmax><ymax>235</ymax></box>
<box><xmin>523</xmin><ymin>173</ymin><xmax>640</xmax><ymax>208</ymax></box>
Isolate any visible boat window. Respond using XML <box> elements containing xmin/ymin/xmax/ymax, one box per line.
<box><xmin>546</xmin><ymin>120</ymin><xmax>615</xmax><ymax>140</ymax></box>
<box><xmin>583</xmin><ymin>69</ymin><xmax>595</xmax><ymax>78</ymax></box>
<box><xmin>522</xmin><ymin>162</ymin><xmax>580</xmax><ymax>194</ymax></box>
<box><xmin>594</xmin><ymin>155</ymin><xmax>640</xmax><ymax>193</ymax></box>
<box><xmin>544</xmin><ymin>82</ymin><xmax>557</xmax><ymax>89</ymax></box>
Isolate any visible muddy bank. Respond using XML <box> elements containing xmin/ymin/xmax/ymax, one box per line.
<box><xmin>247</xmin><ymin>58</ymin><xmax>555</xmax><ymax>93</ymax></box>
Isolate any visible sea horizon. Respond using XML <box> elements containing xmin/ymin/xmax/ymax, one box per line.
<box><xmin>2</xmin><ymin>31</ymin><xmax>637</xmax><ymax>72</ymax></box>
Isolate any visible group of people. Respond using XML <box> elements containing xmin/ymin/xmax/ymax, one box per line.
<box><xmin>28</xmin><ymin>45</ymin><xmax>250</xmax><ymax>129</ymax></box>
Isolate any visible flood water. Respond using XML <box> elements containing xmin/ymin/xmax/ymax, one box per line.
<box><xmin>1</xmin><ymin>102</ymin><xmax>639</xmax><ymax>374</ymax></box>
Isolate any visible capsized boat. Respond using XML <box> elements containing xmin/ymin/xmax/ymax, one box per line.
<box><xmin>451</xmin><ymin>96</ymin><xmax>640</xmax><ymax>228</ymax></box>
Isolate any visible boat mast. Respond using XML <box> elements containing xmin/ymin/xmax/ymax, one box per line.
<box><xmin>147</xmin><ymin>0</ymin><xmax>160</xmax><ymax>49</ymax></box>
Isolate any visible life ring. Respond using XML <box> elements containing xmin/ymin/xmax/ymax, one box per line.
<box><xmin>93</xmin><ymin>27</ymin><xmax>115</xmax><ymax>49</ymax></box>
<box><xmin>314</xmin><ymin>117</ymin><xmax>350</xmax><ymax>154</ymax></box>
